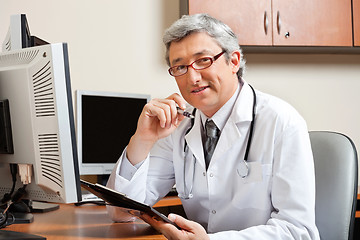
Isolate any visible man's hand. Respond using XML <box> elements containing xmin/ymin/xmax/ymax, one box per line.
<box><xmin>142</xmin><ymin>213</ymin><xmax>209</xmax><ymax>240</ymax></box>
<box><xmin>126</xmin><ymin>93</ymin><xmax>187</xmax><ymax>165</ymax></box>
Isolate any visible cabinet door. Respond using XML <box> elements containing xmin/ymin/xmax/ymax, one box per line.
<box><xmin>188</xmin><ymin>0</ymin><xmax>272</xmax><ymax>46</ymax></box>
<box><xmin>354</xmin><ymin>0</ymin><xmax>360</xmax><ymax>46</ymax></box>
<box><xmin>272</xmin><ymin>0</ymin><xmax>353</xmax><ymax>46</ymax></box>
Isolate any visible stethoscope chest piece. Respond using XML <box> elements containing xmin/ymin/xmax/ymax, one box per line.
<box><xmin>237</xmin><ymin>159</ymin><xmax>249</xmax><ymax>178</ymax></box>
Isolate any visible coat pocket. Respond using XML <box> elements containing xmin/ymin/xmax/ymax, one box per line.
<box><xmin>232</xmin><ymin>163</ymin><xmax>273</xmax><ymax>210</ymax></box>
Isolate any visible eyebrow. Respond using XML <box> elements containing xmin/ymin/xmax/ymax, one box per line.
<box><xmin>171</xmin><ymin>50</ymin><xmax>214</xmax><ymax>66</ymax></box>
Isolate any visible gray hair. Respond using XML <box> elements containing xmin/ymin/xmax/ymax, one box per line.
<box><xmin>163</xmin><ymin>14</ymin><xmax>246</xmax><ymax>78</ymax></box>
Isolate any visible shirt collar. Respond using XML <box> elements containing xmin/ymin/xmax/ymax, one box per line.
<box><xmin>200</xmin><ymin>83</ymin><xmax>241</xmax><ymax>132</ymax></box>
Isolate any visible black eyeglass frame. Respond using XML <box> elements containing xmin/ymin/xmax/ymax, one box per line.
<box><xmin>168</xmin><ymin>51</ymin><xmax>225</xmax><ymax>77</ymax></box>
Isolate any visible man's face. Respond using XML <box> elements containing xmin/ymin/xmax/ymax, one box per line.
<box><xmin>168</xmin><ymin>32</ymin><xmax>240</xmax><ymax>117</ymax></box>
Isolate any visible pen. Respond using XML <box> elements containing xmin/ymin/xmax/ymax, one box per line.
<box><xmin>177</xmin><ymin>107</ymin><xmax>195</xmax><ymax>119</ymax></box>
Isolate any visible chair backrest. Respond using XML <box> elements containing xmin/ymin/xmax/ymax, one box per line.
<box><xmin>309</xmin><ymin>131</ymin><xmax>358</xmax><ymax>240</ymax></box>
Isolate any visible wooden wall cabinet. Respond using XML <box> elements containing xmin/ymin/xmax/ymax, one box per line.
<box><xmin>354</xmin><ymin>0</ymin><xmax>360</xmax><ymax>46</ymax></box>
<box><xmin>185</xmin><ymin>0</ymin><xmax>354</xmax><ymax>47</ymax></box>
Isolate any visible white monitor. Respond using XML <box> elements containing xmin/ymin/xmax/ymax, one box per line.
<box><xmin>76</xmin><ymin>90</ymin><xmax>150</xmax><ymax>176</ymax></box>
<box><xmin>2</xmin><ymin>14</ymin><xmax>48</xmax><ymax>52</ymax></box>
<box><xmin>0</xmin><ymin>43</ymin><xmax>81</xmax><ymax>204</ymax></box>
<box><xmin>2</xmin><ymin>14</ymin><xmax>31</xmax><ymax>51</ymax></box>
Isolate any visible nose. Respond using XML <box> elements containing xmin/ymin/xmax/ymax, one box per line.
<box><xmin>186</xmin><ymin>67</ymin><xmax>201</xmax><ymax>84</ymax></box>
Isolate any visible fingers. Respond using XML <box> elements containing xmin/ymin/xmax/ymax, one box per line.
<box><xmin>152</xmin><ymin>100</ymin><xmax>177</xmax><ymax>128</ymax></box>
<box><xmin>168</xmin><ymin>214</ymin><xmax>193</xmax><ymax>232</ymax></box>
<box><xmin>145</xmin><ymin>100</ymin><xmax>176</xmax><ymax>129</ymax></box>
<box><xmin>161</xmin><ymin>214</ymin><xmax>209</xmax><ymax>240</ymax></box>
<box><xmin>146</xmin><ymin>93</ymin><xmax>187</xmax><ymax>129</ymax></box>
<box><xmin>168</xmin><ymin>93</ymin><xmax>187</xmax><ymax>110</ymax></box>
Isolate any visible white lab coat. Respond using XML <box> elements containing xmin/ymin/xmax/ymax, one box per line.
<box><xmin>107</xmin><ymin>82</ymin><xmax>320</xmax><ymax>240</ymax></box>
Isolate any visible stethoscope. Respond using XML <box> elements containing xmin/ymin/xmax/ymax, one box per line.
<box><xmin>180</xmin><ymin>84</ymin><xmax>257</xmax><ymax>199</ymax></box>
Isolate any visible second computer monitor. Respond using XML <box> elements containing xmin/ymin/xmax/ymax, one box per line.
<box><xmin>77</xmin><ymin>90</ymin><xmax>150</xmax><ymax>176</ymax></box>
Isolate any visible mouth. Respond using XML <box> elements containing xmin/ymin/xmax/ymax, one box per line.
<box><xmin>191</xmin><ymin>86</ymin><xmax>209</xmax><ymax>94</ymax></box>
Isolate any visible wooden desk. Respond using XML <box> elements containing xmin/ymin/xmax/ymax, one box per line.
<box><xmin>3</xmin><ymin>204</ymin><xmax>166</xmax><ymax>240</ymax></box>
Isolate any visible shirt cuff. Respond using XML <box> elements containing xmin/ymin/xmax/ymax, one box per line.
<box><xmin>118</xmin><ymin>152</ymin><xmax>145</xmax><ymax>181</ymax></box>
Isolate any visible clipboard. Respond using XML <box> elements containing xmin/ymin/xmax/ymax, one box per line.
<box><xmin>80</xmin><ymin>180</ymin><xmax>180</xmax><ymax>229</ymax></box>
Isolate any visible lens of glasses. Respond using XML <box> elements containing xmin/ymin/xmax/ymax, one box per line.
<box><xmin>193</xmin><ymin>58</ymin><xmax>212</xmax><ymax>69</ymax></box>
<box><xmin>169</xmin><ymin>66</ymin><xmax>186</xmax><ymax>76</ymax></box>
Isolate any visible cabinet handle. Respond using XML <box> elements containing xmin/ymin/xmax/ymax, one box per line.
<box><xmin>264</xmin><ymin>11</ymin><xmax>268</xmax><ymax>35</ymax></box>
<box><xmin>276</xmin><ymin>11</ymin><xmax>281</xmax><ymax>34</ymax></box>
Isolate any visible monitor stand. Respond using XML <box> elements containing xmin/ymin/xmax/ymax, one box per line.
<box><xmin>8</xmin><ymin>200</ymin><xmax>59</xmax><ymax>224</ymax></box>
<box><xmin>30</xmin><ymin>201</ymin><xmax>59</xmax><ymax>213</ymax></box>
<box><xmin>0</xmin><ymin>230</ymin><xmax>45</xmax><ymax>240</ymax></box>
<box><xmin>0</xmin><ymin>201</ymin><xmax>58</xmax><ymax>240</ymax></box>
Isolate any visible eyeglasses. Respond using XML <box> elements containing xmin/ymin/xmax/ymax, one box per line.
<box><xmin>168</xmin><ymin>51</ymin><xmax>225</xmax><ymax>77</ymax></box>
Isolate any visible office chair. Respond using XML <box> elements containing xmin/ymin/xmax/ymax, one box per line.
<box><xmin>309</xmin><ymin>131</ymin><xmax>358</xmax><ymax>240</ymax></box>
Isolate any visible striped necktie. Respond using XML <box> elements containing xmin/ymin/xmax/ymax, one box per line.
<box><xmin>204</xmin><ymin>120</ymin><xmax>220</xmax><ymax>170</ymax></box>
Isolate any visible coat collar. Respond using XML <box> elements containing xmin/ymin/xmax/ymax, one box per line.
<box><xmin>184</xmin><ymin>81</ymin><xmax>256</xmax><ymax>169</ymax></box>
<box><xmin>231</xmin><ymin>81</ymin><xmax>255</xmax><ymax>124</ymax></box>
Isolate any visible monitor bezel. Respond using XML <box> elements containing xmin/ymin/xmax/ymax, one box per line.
<box><xmin>76</xmin><ymin>90</ymin><xmax>150</xmax><ymax>176</ymax></box>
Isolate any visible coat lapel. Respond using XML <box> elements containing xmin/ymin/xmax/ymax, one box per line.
<box><xmin>210</xmin><ymin>83</ymin><xmax>255</xmax><ymax>166</ymax></box>
<box><xmin>184</xmin><ymin>112</ymin><xmax>206</xmax><ymax>169</ymax></box>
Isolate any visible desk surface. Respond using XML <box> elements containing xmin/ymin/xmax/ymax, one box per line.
<box><xmin>2</xmin><ymin>204</ymin><xmax>166</xmax><ymax>240</ymax></box>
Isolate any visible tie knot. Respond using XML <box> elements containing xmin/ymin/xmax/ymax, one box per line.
<box><xmin>205</xmin><ymin>120</ymin><xmax>219</xmax><ymax>138</ymax></box>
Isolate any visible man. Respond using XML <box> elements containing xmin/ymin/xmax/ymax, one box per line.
<box><xmin>107</xmin><ymin>14</ymin><xmax>320</xmax><ymax>240</ymax></box>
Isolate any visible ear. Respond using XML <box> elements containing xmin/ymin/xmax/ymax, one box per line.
<box><xmin>229</xmin><ymin>50</ymin><xmax>241</xmax><ymax>74</ymax></box>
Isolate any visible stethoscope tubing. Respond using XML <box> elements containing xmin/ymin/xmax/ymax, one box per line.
<box><xmin>244</xmin><ymin>84</ymin><xmax>256</xmax><ymax>161</ymax></box>
<box><xmin>181</xmin><ymin>84</ymin><xmax>257</xmax><ymax>198</ymax></box>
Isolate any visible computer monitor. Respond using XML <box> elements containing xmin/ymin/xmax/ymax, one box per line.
<box><xmin>0</xmin><ymin>43</ymin><xmax>81</xmax><ymax>204</ymax></box>
<box><xmin>2</xmin><ymin>14</ymin><xmax>48</xmax><ymax>52</ymax></box>
<box><xmin>76</xmin><ymin>90</ymin><xmax>150</xmax><ymax>178</ymax></box>
<box><xmin>2</xmin><ymin>14</ymin><xmax>31</xmax><ymax>51</ymax></box>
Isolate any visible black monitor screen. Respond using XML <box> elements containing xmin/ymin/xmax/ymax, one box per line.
<box><xmin>77</xmin><ymin>91</ymin><xmax>150</xmax><ymax>175</ymax></box>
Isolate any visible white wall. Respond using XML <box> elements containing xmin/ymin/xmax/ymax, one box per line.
<box><xmin>1</xmin><ymin>0</ymin><xmax>360</xmax><ymax>183</ymax></box>
<box><xmin>0</xmin><ymin>0</ymin><xmax>181</xmax><ymax>98</ymax></box>
<box><xmin>245</xmin><ymin>54</ymin><xmax>360</xmax><ymax>147</ymax></box>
